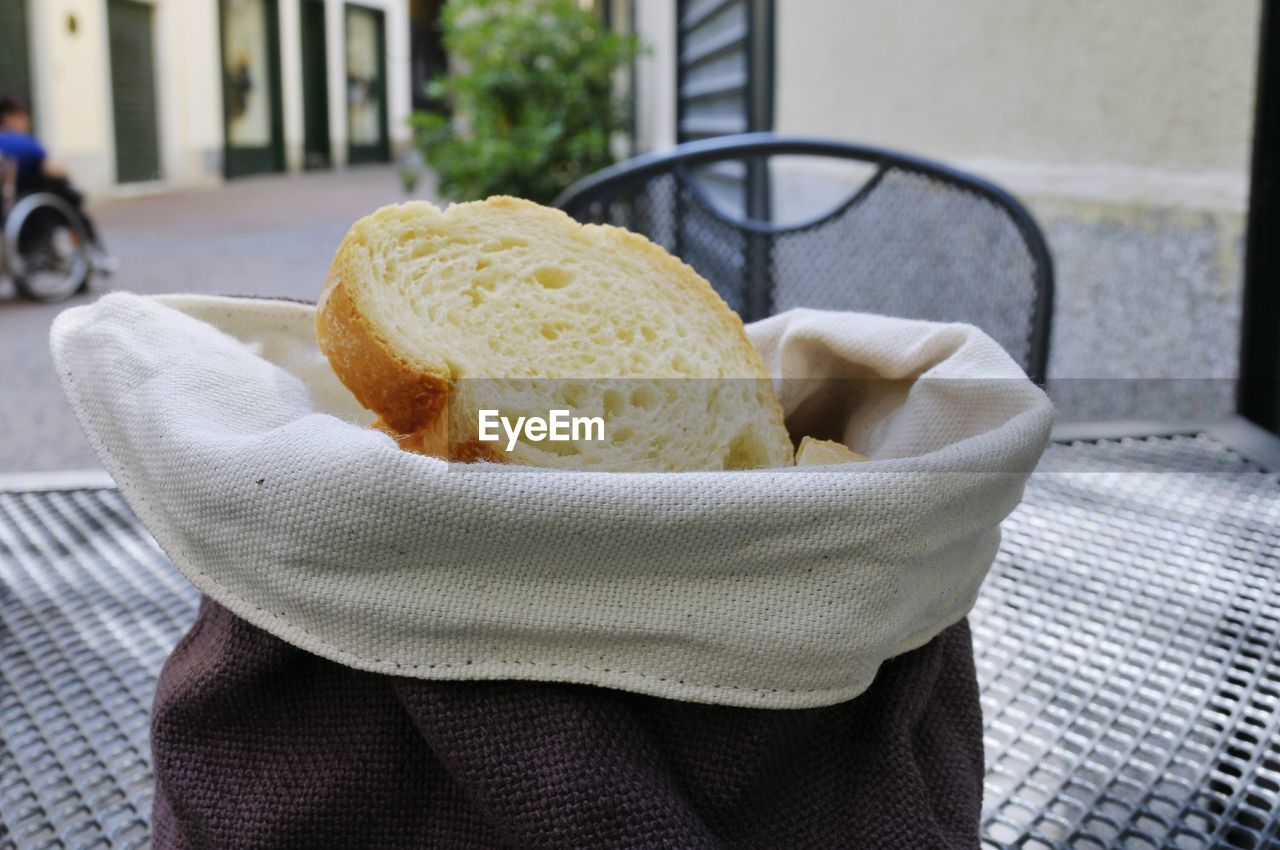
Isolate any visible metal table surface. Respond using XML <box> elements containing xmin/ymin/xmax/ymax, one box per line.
<box><xmin>2</xmin><ymin>424</ymin><xmax>1279</xmax><ymax>850</ymax></box>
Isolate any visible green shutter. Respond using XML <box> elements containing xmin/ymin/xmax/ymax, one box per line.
<box><xmin>301</xmin><ymin>0</ymin><xmax>331</xmax><ymax>168</ymax></box>
<box><xmin>0</xmin><ymin>0</ymin><xmax>32</xmax><ymax>107</ymax></box>
<box><xmin>677</xmin><ymin>0</ymin><xmax>753</xmax><ymax>143</ymax></box>
<box><xmin>675</xmin><ymin>0</ymin><xmax>773</xmax><ymax>220</ymax></box>
<box><xmin>108</xmin><ymin>0</ymin><xmax>162</xmax><ymax>183</ymax></box>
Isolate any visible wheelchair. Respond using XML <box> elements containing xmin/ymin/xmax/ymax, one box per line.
<box><xmin>1</xmin><ymin>156</ymin><xmax>93</xmax><ymax>302</ymax></box>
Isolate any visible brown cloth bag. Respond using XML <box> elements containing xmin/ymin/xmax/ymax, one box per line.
<box><xmin>150</xmin><ymin>598</ymin><xmax>984</xmax><ymax>850</ymax></box>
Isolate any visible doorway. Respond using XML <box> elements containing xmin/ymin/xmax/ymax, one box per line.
<box><xmin>220</xmin><ymin>0</ymin><xmax>285</xmax><ymax>177</ymax></box>
<box><xmin>409</xmin><ymin>0</ymin><xmax>447</xmax><ymax>113</ymax></box>
<box><xmin>300</xmin><ymin>0</ymin><xmax>330</xmax><ymax>169</ymax></box>
<box><xmin>345</xmin><ymin>4</ymin><xmax>389</xmax><ymax>164</ymax></box>
<box><xmin>108</xmin><ymin>0</ymin><xmax>162</xmax><ymax>183</ymax></box>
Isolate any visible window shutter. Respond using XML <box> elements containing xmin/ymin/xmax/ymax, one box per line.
<box><xmin>108</xmin><ymin>0</ymin><xmax>162</xmax><ymax>183</ymax></box>
<box><xmin>0</xmin><ymin>0</ymin><xmax>32</xmax><ymax>109</ymax></box>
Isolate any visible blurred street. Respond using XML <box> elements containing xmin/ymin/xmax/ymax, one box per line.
<box><xmin>0</xmin><ymin>165</ymin><xmax>423</xmax><ymax>473</ymax></box>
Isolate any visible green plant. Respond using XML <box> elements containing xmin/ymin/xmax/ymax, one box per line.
<box><xmin>410</xmin><ymin>0</ymin><xmax>639</xmax><ymax>205</ymax></box>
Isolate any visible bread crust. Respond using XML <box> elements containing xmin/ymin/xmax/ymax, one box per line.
<box><xmin>316</xmin><ymin>236</ymin><xmax>451</xmax><ymax>436</ymax></box>
<box><xmin>795</xmin><ymin>436</ymin><xmax>869</xmax><ymax>466</ymax></box>
<box><xmin>369</xmin><ymin>416</ymin><xmax>500</xmax><ymax>463</ymax></box>
<box><xmin>319</xmin><ymin>230</ymin><xmax>504</xmax><ymax>462</ymax></box>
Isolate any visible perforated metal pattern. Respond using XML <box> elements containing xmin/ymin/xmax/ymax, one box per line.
<box><xmin>977</xmin><ymin>435</ymin><xmax>1280</xmax><ymax>850</ymax></box>
<box><xmin>1</xmin><ymin>434</ymin><xmax>1277</xmax><ymax>848</ymax></box>
<box><xmin>0</xmin><ymin>488</ymin><xmax>199</xmax><ymax>850</ymax></box>
<box><xmin>566</xmin><ymin>156</ymin><xmax>1043</xmax><ymax>377</ymax></box>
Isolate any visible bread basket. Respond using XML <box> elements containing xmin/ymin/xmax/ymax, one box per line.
<box><xmin>52</xmin><ymin>292</ymin><xmax>1052</xmax><ymax>709</ymax></box>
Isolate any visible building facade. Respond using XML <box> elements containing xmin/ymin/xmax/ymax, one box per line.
<box><xmin>626</xmin><ymin>0</ymin><xmax>1261</xmax><ymax>421</ymax></box>
<box><xmin>0</xmin><ymin>0</ymin><xmax>417</xmax><ymax>197</ymax></box>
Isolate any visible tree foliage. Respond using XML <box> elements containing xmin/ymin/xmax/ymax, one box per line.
<box><xmin>411</xmin><ymin>0</ymin><xmax>639</xmax><ymax>205</ymax></box>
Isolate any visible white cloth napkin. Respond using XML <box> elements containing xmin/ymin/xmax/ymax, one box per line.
<box><xmin>51</xmin><ymin>293</ymin><xmax>1052</xmax><ymax>708</ymax></box>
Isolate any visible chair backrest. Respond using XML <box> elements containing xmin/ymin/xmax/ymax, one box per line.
<box><xmin>555</xmin><ymin>133</ymin><xmax>1054</xmax><ymax>383</ymax></box>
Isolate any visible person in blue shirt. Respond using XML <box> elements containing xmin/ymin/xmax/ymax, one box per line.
<box><xmin>1</xmin><ymin>95</ymin><xmax>114</xmax><ymax>272</ymax></box>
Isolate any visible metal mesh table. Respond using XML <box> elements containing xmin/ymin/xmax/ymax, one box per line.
<box><xmin>977</xmin><ymin>431</ymin><xmax>1280</xmax><ymax>850</ymax></box>
<box><xmin>0</xmin><ymin>488</ymin><xmax>199</xmax><ymax>850</ymax></box>
<box><xmin>2</xmin><ymin>429</ymin><xmax>1279</xmax><ymax>849</ymax></box>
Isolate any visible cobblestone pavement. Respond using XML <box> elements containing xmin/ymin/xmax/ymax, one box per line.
<box><xmin>0</xmin><ymin>166</ymin><xmax>425</xmax><ymax>474</ymax></box>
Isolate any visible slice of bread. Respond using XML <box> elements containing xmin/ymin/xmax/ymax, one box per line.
<box><xmin>317</xmin><ymin>197</ymin><xmax>794</xmax><ymax>471</ymax></box>
<box><xmin>794</xmin><ymin>437</ymin><xmax>869</xmax><ymax>466</ymax></box>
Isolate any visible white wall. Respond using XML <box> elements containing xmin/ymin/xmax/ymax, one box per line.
<box><xmin>280</xmin><ymin>0</ymin><xmax>305</xmax><ymax>172</ymax></box>
<box><xmin>27</xmin><ymin>0</ymin><xmax>117</xmax><ymax>193</ymax></box>
<box><xmin>632</xmin><ymin>0</ymin><xmax>677</xmax><ymax>154</ymax></box>
<box><xmin>774</xmin><ymin>0</ymin><xmax>1259</xmax><ymax>213</ymax></box>
<box><xmin>633</xmin><ymin>0</ymin><xmax>1260</xmax><ymax>213</ymax></box>
<box><xmin>154</xmin><ymin>0</ymin><xmax>224</xmax><ymax>190</ymax></box>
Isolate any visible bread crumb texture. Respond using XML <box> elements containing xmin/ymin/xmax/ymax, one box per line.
<box><xmin>317</xmin><ymin>197</ymin><xmax>794</xmax><ymax>471</ymax></box>
<box><xmin>795</xmin><ymin>437</ymin><xmax>870</xmax><ymax>466</ymax></box>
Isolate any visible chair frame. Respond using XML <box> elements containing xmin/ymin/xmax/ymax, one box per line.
<box><xmin>555</xmin><ymin>132</ymin><xmax>1055</xmax><ymax>384</ymax></box>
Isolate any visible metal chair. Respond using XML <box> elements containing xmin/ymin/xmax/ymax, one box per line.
<box><xmin>555</xmin><ymin>133</ymin><xmax>1054</xmax><ymax>384</ymax></box>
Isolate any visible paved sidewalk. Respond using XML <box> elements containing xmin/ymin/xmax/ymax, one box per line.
<box><xmin>0</xmin><ymin>166</ymin><xmax>427</xmax><ymax>473</ymax></box>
